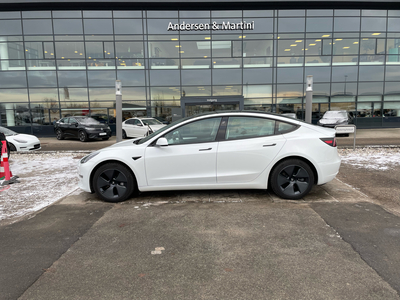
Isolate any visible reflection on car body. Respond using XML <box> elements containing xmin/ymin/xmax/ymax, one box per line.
<box><xmin>78</xmin><ymin>111</ymin><xmax>341</xmax><ymax>203</ymax></box>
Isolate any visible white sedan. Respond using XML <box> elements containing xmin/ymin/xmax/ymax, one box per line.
<box><xmin>78</xmin><ymin>111</ymin><xmax>341</xmax><ymax>203</ymax></box>
<box><xmin>122</xmin><ymin>117</ymin><xmax>166</xmax><ymax>139</ymax></box>
<box><xmin>0</xmin><ymin>126</ymin><xmax>41</xmax><ymax>151</ymax></box>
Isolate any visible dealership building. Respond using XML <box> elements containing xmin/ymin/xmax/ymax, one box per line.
<box><xmin>0</xmin><ymin>0</ymin><xmax>400</xmax><ymax>135</ymax></box>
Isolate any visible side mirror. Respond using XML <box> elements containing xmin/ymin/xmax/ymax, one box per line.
<box><xmin>156</xmin><ymin>137</ymin><xmax>168</xmax><ymax>147</ymax></box>
<box><xmin>137</xmin><ymin>123</ymin><xmax>143</xmax><ymax>126</ymax></box>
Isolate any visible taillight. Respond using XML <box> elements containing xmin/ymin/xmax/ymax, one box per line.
<box><xmin>320</xmin><ymin>137</ymin><xmax>337</xmax><ymax>147</ymax></box>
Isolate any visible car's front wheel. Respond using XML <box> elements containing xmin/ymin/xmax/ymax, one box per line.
<box><xmin>79</xmin><ymin>130</ymin><xmax>88</xmax><ymax>142</ymax></box>
<box><xmin>270</xmin><ymin>159</ymin><xmax>314</xmax><ymax>200</ymax></box>
<box><xmin>56</xmin><ymin>129</ymin><xmax>64</xmax><ymax>140</ymax></box>
<box><xmin>93</xmin><ymin>163</ymin><xmax>136</xmax><ymax>203</ymax></box>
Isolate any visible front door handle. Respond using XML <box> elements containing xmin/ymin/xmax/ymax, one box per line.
<box><xmin>263</xmin><ymin>143</ymin><xmax>276</xmax><ymax>147</ymax></box>
<box><xmin>199</xmin><ymin>148</ymin><xmax>212</xmax><ymax>151</ymax></box>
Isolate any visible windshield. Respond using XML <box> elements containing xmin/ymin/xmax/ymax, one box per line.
<box><xmin>142</xmin><ymin>118</ymin><xmax>162</xmax><ymax>125</ymax></box>
<box><xmin>77</xmin><ymin>117</ymin><xmax>101</xmax><ymax>125</ymax></box>
<box><xmin>0</xmin><ymin>126</ymin><xmax>17</xmax><ymax>136</ymax></box>
<box><xmin>323</xmin><ymin>111</ymin><xmax>347</xmax><ymax>118</ymax></box>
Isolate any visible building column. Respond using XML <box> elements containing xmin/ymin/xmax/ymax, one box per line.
<box><xmin>0</xmin><ymin>37</ymin><xmax>9</xmax><ymax>70</ymax></box>
<box><xmin>6</xmin><ymin>103</ymin><xmax>15</xmax><ymax>126</ymax></box>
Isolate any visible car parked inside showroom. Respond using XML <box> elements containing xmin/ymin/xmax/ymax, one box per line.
<box><xmin>78</xmin><ymin>111</ymin><xmax>341</xmax><ymax>203</ymax></box>
<box><xmin>122</xmin><ymin>117</ymin><xmax>166</xmax><ymax>139</ymax></box>
<box><xmin>54</xmin><ymin>116</ymin><xmax>112</xmax><ymax>142</ymax></box>
<box><xmin>0</xmin><ymin>126</ymin><xmax>41</xmax><ymax>151</ymax></box>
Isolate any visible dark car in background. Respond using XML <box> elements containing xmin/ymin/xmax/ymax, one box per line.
<box><xmin>317</xmin><ymin>111</ymin><xmax>354</xmax><ymax>128</ymax></box>
<box><xmin>54</xmin><ymin>116</ymin><xmax>112</xmax><ymax>142</ymax></box>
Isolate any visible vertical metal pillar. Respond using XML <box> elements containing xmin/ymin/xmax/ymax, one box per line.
<box><xmin>305</xmin><ymin>75</ymin><xmax>313</xmax><ymax>124</ymax></box>
<box><xmin>115</xmin><ymin>80</ymin><xmax>122</xmax><ymax>143</ymax></box>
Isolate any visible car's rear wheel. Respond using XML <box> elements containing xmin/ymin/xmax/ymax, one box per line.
<box><xmin>270</xmin><ymin>159</ymin><xmax>314</xmax><ymax>200</ymax></box>
<box><xmin>93</xmin><ymin>163</ymin><xmax>136</xmax><ymax>203</ymax></box>
<box><xmin>56</xmin><ymin>129</ymin><xmax>64</xmax><ymax>140</ymax></box>
<box><xmin>79</xmin><ymin>130</ymin><xmax>88</xmax><ymax>142</ymax></box>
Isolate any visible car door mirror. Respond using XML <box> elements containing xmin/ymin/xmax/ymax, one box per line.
<box><xmin>137</xmin><ymin>123</ymin><xmax>143</xmax><ymax>126</ymax></box>
<box><xmin>71</xmin><ymin>122</ymin><xmax>78</xmax><ymax>127</ymax></box>
<box><xmin>156</xmin><ymin>137</ymin><xmax>168</xmax><ymax>147</ymax></box>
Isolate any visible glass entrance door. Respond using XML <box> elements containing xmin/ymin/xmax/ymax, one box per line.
<box><xmin>185</xmin><ymin>103</ymin><xmax>239</xmax><ymax>117</ymax></box>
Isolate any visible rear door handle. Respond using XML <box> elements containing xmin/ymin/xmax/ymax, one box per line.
<box><xmin>263</xmin><ymin>143</ymin><xmax>276</xmax><ymax>147</ymax></box>
<box><xmin>199</xmin><ymin>148</ymin><xmax>212</xmax><ymax>151</ymax></box>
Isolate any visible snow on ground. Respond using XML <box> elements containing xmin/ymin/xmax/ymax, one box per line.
<box><xmin>339</xmin><ymin>147</ymin><xmax>400</xmax><ymax>171</ymax></box>
<box><xmin>1</xmin><ymin>147</ymin><xmax>400</xmax><ymax>224</ymax></box>
<box><xmin>0</xmin><ymin>151</ymin><xmax>90</xmax><ymax>224</ymax></box>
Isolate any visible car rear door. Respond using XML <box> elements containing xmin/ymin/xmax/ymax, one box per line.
<box><xmin>216</xmin><ymin>116</ymin><xmax>286</xmax><ymax>183</ymax></box>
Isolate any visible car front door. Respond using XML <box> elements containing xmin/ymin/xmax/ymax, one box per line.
<box><xmin>216</xmin><ymin>116</ymin><xmax>286</xmax><ymax>183</ymax></box>
<box><xmin>123</xmin><ymin>119</ymin><xmax>135</xmax><ymax>137</ymax></box>
<box><xmin>144</xmin><ymin>117</ymin><xmax>222</xmax><ymax>186</ymax></box>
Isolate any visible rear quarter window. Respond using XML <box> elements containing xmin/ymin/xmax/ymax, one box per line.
<box><xmin>276</xmin><ymin>121</ymin><xmax>299</xmax><ymax>134</ymax></box>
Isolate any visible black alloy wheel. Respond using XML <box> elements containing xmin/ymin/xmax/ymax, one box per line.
<box><xmin>79</xmin><ymin>130</ymin><xmax>88</xmax><ymax>142</ymax></box>
<box><xmin>270</xmin><ymin>159</ymin><xmax>314</xmax><ymax>200</ymax></box>
<box><xmin>93</xmin><ymin>163</ymin><xmax>135</xmax><ymax>202</ymax></box>
<box><xmin>56</xmin><ymin>128</ymin><xmax>64</xmax><ymax>140</ymax></box>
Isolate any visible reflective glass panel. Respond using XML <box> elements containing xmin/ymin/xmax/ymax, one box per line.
<box><xmin>212</xmin><ymin>69</ymin><xmax>241</xmax><ymax>85</ymax></box>
<box><xmin>243</xmin><ymin>68</ymin><xmax>272</xmax><ymax>84</ymax></box>
<box><xmin>114</xmin><ymin>19</ymin><xmax>143</xmax><ymax>34</ymax></box>
<box><xmin>181</xmin><ymin>69</ymin><xmax>211</xmax><ymax>85</ymax></box>
<box><xmin>53</xmin><ymin>19</ymin><xmax>84</xmax><ymax>35</ymax></box>
<box><xmin>87</xmin><ymin>70</ymin><xmax>116</xmax><ymax>87</ymax></box>
<box><xmin>83</xmin><ymin>19</ymin><xmax>113</xmax><ymax>34</ymax></box>
<box><xmin>23</xmin><ymin>20</ymin><xmax>53</xmax><ymax>35</ymax></box>
<box><xmin>0</xmin><ymin>20</ymin><xmax>22</xmax><ymax>35</ymax></box>
<box><xmin>58</xmin><ymin>71</ymin><xmax>87</xmax><ymax>87</ymax></box>
<box><xmin>150</xmin><ymin>70</ymin><xmax>180</xmax><ymax>86</ymax></box>
<box><xmin>334</xmin><ymin>17</ymin><xmax>360</xmax><ymax>32</ymax></box>
<box><xmin>278</xmin><ymin>18</ymin><xmax>305</xmax><ymax>32</ymax></box>
<box><xmin>117</xmin><ymin>70</ymin><xmax>145</xmax><ymax>86</ymax></box>
<box><xmin>359</xmin><ymin>65</ymin><xmax>384</xmax><ymax>81</ymax></box>
<box><xmin>27</xmin><ymin>71</ymin><xmax>57</xmax><ymax>87</ymax></box>
<box><xmin>358</xmin><ymin>82</ymin><xmax>383</xmax><ymax>95</ymax></box>
<box><xmin>277</xmin><ymin>68</ymin><xmax>304</xmax><ymax>83</ymax></box>
<box><xmin>306</xmin><ymin>17</ymin><xmax>333</xmax><ymax>32</ymax></box>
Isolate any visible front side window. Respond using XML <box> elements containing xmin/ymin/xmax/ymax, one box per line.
<box><xmin>164</xmin><ymin>117</ymin><xmax>222</xmax><ymax>145</ymax></box>
<box><xmin>225</xmin><ymin>117</ymin><xmax>275</xmax><ymax>140</ymax></box>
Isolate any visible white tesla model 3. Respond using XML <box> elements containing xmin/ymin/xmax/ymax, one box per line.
<box><xmin>78</xmin><ymin>111</ymin><xmax>341</xmax><ymax>202</ymax></box>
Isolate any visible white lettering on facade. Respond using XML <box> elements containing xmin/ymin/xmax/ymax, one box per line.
<box><xmin>167</xmin><ymin>21</ymin><xmax>254</xmax><ymax>31</ymax></box>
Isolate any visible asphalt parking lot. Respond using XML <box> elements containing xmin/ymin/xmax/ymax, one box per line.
<box><xmin>1</xmin><ymin>128</ymin><xmax>400</xmax><ymax>299</ymax></box>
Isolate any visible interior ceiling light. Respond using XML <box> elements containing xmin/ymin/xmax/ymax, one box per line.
<box><xmin>75</xmin><ymin>51</ymin><xmax>78</xmax><ymax>53</ymax></box>
<box><xmin>239</xmin><ymin>36</ymin><xmax>246</xmax><ymax>38</ymax></box>
<box><xmin>372</xmin><ymin>33</ymin><xmax>381</xmax><ymax>35</ymax></box>
<box><xmin>335</xmin><ymin>39</ymin><xmax>342</xmax><ymax>41</ymax></box>
<box><xmin>315</xmin><ymin>39</ymin><xmax>321</xmax><ymax>42</ymax></box>
<box><xmin>284</xmin><ymin>49</ymin><xmax>291</xmax><ymax>51</ymax></box>
<box><xmin>171</xmin><ymin>38</ymin><xmax>178</xmax><ymax>41</ymax></box>
<box><xmin>295</xmin><ymin>40</ymin><xmax>302</xmax><ymax>42</ymax></box>
<box><xmin>175</xmin><ymin>45</ymin><xmax>181</xmax><ymax>47</ymax></box>
<box><xmin>322</xmin><ymin>35</ymin><xmax>330</xmax><ymax>37</ymax></box>
<box><xmin>353</xmin><ymin>42</ymin><xmax>359</xmax><ymax>44</ymax></box>
<box><xmin>343</xmin><ymin>47</ymin><xmax>350</xmax><ymax>49</ymax></box>
<box><xmin>290</xmin><ymin>44</ymin><xmax>297</xmax><ymax>47</ymax></box>
<box><xmin>205</xmin><ymin>37</ymin><xmax>211</xmax><ymax>40</ymax></box>
<box><xmin>309</xmin><ymin>44</ymin><xmax>316</xmax><ymax>46</ymax></box>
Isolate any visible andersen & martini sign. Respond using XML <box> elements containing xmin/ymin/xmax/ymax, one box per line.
<box><xmin>167</xmin><ymin>20</ymin><xmax>255</xmax><ymax>31</ymax></box>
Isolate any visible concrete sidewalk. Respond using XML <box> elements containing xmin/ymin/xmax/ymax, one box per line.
<box><xmin>36</xmin><ymin>128</ymin><xmax>400</xmax><ymax>152</ymax></box>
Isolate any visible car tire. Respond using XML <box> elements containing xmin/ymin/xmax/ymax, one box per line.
<box><xmin>9</xmin><ymin>142</ymin><xmax>17</xmax><ymax>152</ymax></box>
<box><xmin>270</xmin><ymin>159</ymin><xmax>314</xmax><ymax>200</ymax></box>
<box><xmin>93</xmin><ymin>162</ymin><xmax>136</xmax><ymax>203</ymax></box>
<box><xmin>79</xmin><ymin>130</ymin><xmax>88</xmax><ymax>142</ymax></box>
<box><xmin>56</xmin><ymin>129</ymin><xmax>65</xmax><ymax>140</ymax></box>
<box><xmin>122</xmin><ymin>130</ymin><xmax>127</xmax><ymax>139</ymax></box>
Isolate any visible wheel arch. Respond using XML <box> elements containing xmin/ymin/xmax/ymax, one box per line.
<box><xmin>89</xmin><ymin>159</ymin><xmax>138</xmax><ymax>193</ymax></box>
<box><xmin>268</xmin><ymin>155</ymin><xmax>318</xmax><ymax>186</ymax></box>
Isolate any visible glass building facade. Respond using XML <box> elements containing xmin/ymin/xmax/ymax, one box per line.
<box><xmin>1</xmin><ymin>8</ymin><xmax>400</xmax><ymax>135</ymax></box>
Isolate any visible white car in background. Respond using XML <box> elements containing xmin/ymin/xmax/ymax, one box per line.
<box><xmin>0</xmin><ymin>126</ymin><xmax>41</xmax><ymax>151</ymax></box>
<box><xmin>122</xmin><ymin>117</ymin><xmax>166</xmax><ymax>139</ymax></box>
<box><xmin>78</xmin><ymin>111</ymin><xmax>341</xmax><ymax>203</ymax></box>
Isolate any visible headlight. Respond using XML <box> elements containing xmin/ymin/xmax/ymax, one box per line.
<box><xmin>106</xmin><ymin>126</ymin><xmax>111</xmax><ymax>130</ymax></box>
<box><xmin>85</xmin><ymin>127</ymin><xmax>96</xmax><ymax>131</ymax></box>
<box><xmin>14</xmin><ymin>139</ymin><xmax>27</xmax><ymax>143</ymax></box>
<box><xmin>81</xmin><ymin>151</ymin><xmax>100</xmax><ymax>164</ymax></box>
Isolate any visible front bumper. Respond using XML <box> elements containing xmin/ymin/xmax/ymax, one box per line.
<box><xmin>87</xmin><ymin>130</ymin><xmax>112</xmax><ymax>139</ymax></box>
<box><xmin>17</xmin><ymin>142</ymin><xmax>41</xmax><ymax>151</ymax></box>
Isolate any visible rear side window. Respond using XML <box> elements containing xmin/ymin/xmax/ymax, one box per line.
<box><xmin>276</xmin><ymin>121</ymin><xmax>298</xmax><ymax>134</ymax></box>
<box><xmin>225</xmin><ymin>117</ymin><xmax>276</xmax><ymax>140</ymax></box>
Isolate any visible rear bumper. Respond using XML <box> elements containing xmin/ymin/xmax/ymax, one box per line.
<box><xmin>317</xmin><ymin>155</ymin><xmax>341</xmax><ymax>185</ymax></box>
